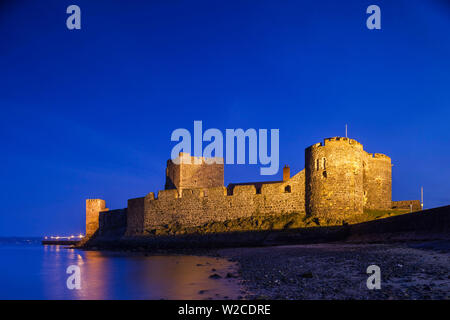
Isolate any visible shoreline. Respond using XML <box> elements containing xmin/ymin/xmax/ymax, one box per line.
<box><xmin>216</xmin><ymin>240</ymin><xmax>450</xmax><ymax>300</ymax></box>
<box><xmin>73</xmin><ymin>239</ymin><xmax>450</xmax><ymax>300</ymax></box>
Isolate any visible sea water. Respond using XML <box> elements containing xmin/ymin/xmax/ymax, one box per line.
<box><xmin>0</xmin><ymin>238</ymin><xmax>241</xmax><ymax>300</ymax></box>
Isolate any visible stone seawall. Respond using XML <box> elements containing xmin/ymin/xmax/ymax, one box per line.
<box><xmin>347</xmin><ymin>205</ymin><xmax>450</xmax><ymax>242</ymax></box>
<box><xmin>89</xmin><ymin>206</ymin><xmax>449</xmax><ymax>250</ymax></box>
<box><xmin>99</xmin><ymin>208</ymin><xmax>127</xmax><ymax>237</ymax></box>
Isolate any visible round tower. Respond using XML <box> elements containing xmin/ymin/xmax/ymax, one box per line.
<box><xmin>363</xmin><ymin>152</ymin><xmax>392</xmax><ymax>210</ymax></box>
<box><xmin>305</xmin><ymin>137</ymin><xmax>364</xmax><ymax>223</ymax></box>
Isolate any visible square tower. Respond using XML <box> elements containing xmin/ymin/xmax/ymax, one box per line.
<box><xmin>86</xmin><ymin>199</ymin><xmax>108</xmax><ymax>238</ymax></box>
<box><xmin>165</xmin><ymin>152</ymin><xmax>224</xmax><ymax>194</ymax></box>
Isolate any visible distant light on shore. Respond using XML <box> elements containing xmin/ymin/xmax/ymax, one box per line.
<box><xmin>43</xmin><ymin>234</ymin><xmax>85</xmax><ymax>240</ymax></box>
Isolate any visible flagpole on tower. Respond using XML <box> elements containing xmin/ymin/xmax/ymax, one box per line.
<box><xmin>421</xmin><ymin>186</ymin><xmax>424</xmax><ymax>210</ymax></box>
<box><xmin>345</xmin><ymin>124</ymin><xmax>348</xmax><ymax>138</ymax></box>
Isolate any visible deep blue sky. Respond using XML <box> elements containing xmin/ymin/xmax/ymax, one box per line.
<box><xmin>1</xmin><ymin>0</ymin><xmax>449</xmax><ymax>236</ymax></box>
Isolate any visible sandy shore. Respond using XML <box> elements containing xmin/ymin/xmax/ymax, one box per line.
<box><xmin>217</xmin><ymin>241</ymin><xmax>450</xmax><ymax>300</ymax></box>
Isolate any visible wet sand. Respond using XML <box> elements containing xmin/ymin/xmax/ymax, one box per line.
<box><xmin>218</xmin><ymin>241</ymin><xmax>450</xmax><ymax>300</ymax></box>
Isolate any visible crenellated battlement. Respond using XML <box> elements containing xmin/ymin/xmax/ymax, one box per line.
<box><xmin>145</xmin><ymin>192</ymin><xmax>155</xmax><ymax>200</ymax></box>
<box><xmin>203</xmin><ymin>186</ymin><xmax>228</xmax><ymax>198</ymax></box>
<box><xmin>373</xmin><ymin>153</ymin><xmax>391</xmax><ymax>160</ymax></box>
<box><xmin>181</xmin><ymin>188</ymin><xmax>204</xmax><ymax>199</ymax></box>
<box><xmin>323</xmin><ymin>137</ymin><xmax>363</xmax><ymax>149</ymax></box>
<box><xmin>86</xmin><ymin>199</ymin><xmax>105</xmax><ymax>203</ymax></box>
<box><xmin>231</xmin><ymin>185</ymin><xmax>257</xmax><ymax>196</ymax></box>
<box><xmin>175</xmin><ymin>152</ymin><xmax>224</xmax><ymax>165</ymax></box>
<box><xmin>307</xmin><ymin>142</ymin><xmax>323</xmax><ymax>149</ymax></box>
<box><xmin>143</xmin><ymin>179</ymin><xmax>299</xmax><ymax>203</ymax></box>
<box><xmin>307</xmin><ymin>137</ymin><xmax>364</xmax><ymax>152</ymax></box>
<box><xmin>157</xmin><ymin>189</ymin><xmax>178</xmax><ymax>200</ymax></box>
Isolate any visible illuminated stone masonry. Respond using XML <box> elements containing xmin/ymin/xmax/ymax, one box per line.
<box><xmin>86</xmin><ymin>137</ymin><xmax>419</xmax><ymax>237</ymax></box>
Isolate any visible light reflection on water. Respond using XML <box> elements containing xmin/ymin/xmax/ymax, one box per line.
<box><xmin>1</xmin><ymin>242</ymin><xmax>242</xmax><ymax>300</ymax></box>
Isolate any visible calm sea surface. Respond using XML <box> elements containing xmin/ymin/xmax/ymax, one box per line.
<box><xmin>0</xmin><ymin>238</ymin><xmax>242</xmax><ymax>300</ymax></box>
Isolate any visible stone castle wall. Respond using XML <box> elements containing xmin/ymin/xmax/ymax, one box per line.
<box><xmin>125</xmin><ymin>171</ymin><xmax>305</xmax><ymax>235</ymax></box>
<box><xmin>363</xmin><ymin>153</ymin><xmax>392</xmax><ymax>209</ymax></box>
<box><xmin>99</xmin><ymin>208</ymin><xmax>127</xmax><ymax>236</ymax></box>
<box><xmin>126</xmin><ymin>197</ymin><xmax>145</xmax><ymax>235</ymax></box>
<box><xmin>165</xmin><ymin>152</ymin><xmax>224</xmax><ymax>194</ymax></box>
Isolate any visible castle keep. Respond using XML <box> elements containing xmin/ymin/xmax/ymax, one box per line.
<box><xmin>165</xmin><ymin>153</ymin><xmax>224</xmax><ymax>195</ymax></box>
<box><xmin>86</xmin><ymin>137</ymin><xmax>420</xmax><ymax>237</ymax></box>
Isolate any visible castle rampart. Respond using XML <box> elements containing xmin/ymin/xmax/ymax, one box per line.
<box><xmin>124</xmin><ymin>170</ymin><xmax>305</xmax><ymax>235</ymax></box>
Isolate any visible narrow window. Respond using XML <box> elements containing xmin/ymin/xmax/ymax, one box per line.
<box><xmin>284</xmin><ymin>185</ymin><xmax>291</xmax><ymax>193</ymax></box>
<box><xmin>322</xmin><ymin>158</ymin><xmax>326</xmax><ymax>170</ymax></box>
<box><xmin>316</xmin><ymin>159</ymin><xmax>320</xmax><ymax>171</ymax></box>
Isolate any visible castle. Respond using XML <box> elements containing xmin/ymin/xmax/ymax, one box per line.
<box><xmin>86</xmin><ymin>137</ymin><xmax>421</xmax><ymax>238</ymax></box>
